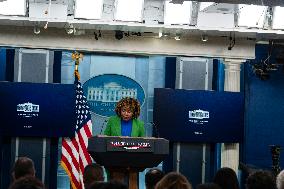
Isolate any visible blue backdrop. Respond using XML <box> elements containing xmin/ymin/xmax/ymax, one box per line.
<box><xmin>244</xmin><ymin>44</ymin><xmax>284</xmax><ymax>170</ymax></box>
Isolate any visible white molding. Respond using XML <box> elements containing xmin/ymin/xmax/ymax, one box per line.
<box><xmin>205</xmin><ymin>60</ymin><xmax>209</xmax><ymax>90</ymax></box>
<box><xmin>45</xmin><ymin>51</ymin><xmax>49</xmax><ymax>83</ymax></box>
<box><xmin>20</xmin><ymin>49</ymin><xmax>48</xmax><ymax>54</ymax></box>
<box><xmin>0</xmin><ymin>26</ymin><xmax>255</xmax><ymax>59</ymax></box>
<box><xmin>224</xmin><ymin>58</ymin><xmax>246</xmax><ymax>64</ymax></box>
<box><xmin>180</xmin><ymin>57</ymin><xmax>208</xmax><ymax>62</ymax></box>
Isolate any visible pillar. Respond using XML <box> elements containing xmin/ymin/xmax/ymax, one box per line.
<box><xmin>221</xmin><ymin>58</ymin><xmax>245</xmax><ymax>172</ymax></box>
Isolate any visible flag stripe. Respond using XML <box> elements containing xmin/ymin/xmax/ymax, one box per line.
<box><xmin>61</xmin><ymin>152</ymin><xmax>80</xmax><ymax>179</ymax></box>
<box><xmin>79</xmin><ymin>127</ymin><xmax>88</xmax><ymax>149</ymax></box>
<box><xmin>61</xmin><ymin>143</ymin><xmax>80</xmax><ymax>170</ymax></box>
<box><xmin>71</xmin><ymin>137</ymin><xmax>80</xmax><ymax>154</ymax></box>
<box><xmin>61</xmin><ymin>77</ymin><xmax>93</xmax><ymax>189</ymax></box>
<box><xmin>84</xmin><ymin>120</ymin><xmax>92</xmax><ymax>137</ymax></box>
<box><xmin>62</xmin><ymin>139</ymin><xmax>80</xmax><ymax>165</ymax></box>
<box><xmin>79</xmin><ymin>155</ymin><xmax>85</xmax><ymax>175</ymax></box>
<box><xmin>78</xmin><ymin>132</ymin><xmax>91</xmax><ymax>167</ymax></box>
<box><xmin>78</xmin><ymin>129</ymin><xmax>92</xmax><ymax>165</ymax></box>
<box><xmin>61</xmin><ymin>156</ymin><xmax>81</xmax><ymax>189</ymax></box>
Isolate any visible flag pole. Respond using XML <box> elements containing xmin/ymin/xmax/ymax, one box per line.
<box><xmin>72</xmin><ymin>51</ymin><xmax>83</xmax><ymax>80</ymax></box>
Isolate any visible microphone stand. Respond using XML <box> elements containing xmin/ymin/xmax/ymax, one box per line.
<box><xmin>151</xmin><ymin>122</ymin><xmax>160</xmax><ymax>138</ymax></box>
<box><xmin>99</xmin><ymin>119</ymin><xmax>108</xmax><ymax>135</ymax></box>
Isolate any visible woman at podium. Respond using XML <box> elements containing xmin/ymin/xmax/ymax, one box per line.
<box><xmin>104</xmin><ymin>97</ymin><xmax>145</xmax><ymax>137</ymax></box>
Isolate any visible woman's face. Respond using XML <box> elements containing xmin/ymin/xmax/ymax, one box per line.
<box><xmin>121</xmin><ymin>105</ymin><xmax>133</xmax><ymax>121</ymax></box>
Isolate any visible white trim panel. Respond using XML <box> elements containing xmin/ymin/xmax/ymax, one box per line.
<box><xmin>0</xmin><ymin>26</ymin><xmax>255</xmax><ymax>59</ymax></box>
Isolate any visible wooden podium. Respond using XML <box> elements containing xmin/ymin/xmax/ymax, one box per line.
<box><xmin>108</xmin><ymin>167</ymin><xmax>140</xmax><ymax>189</ymax></box>
<box><xmin>88</xmin><ymin>136</ymin><xmax>169</xmax><ymax>189</ymax></box>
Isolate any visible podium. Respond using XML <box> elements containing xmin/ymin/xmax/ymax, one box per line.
<box><xmin>88</xmin><ymin>135</ymin><xmax>169</xmax><ymax>189</ymax></box>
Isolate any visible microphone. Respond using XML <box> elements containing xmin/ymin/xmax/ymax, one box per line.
<box><xmin>99</xmin><ymin>119</ymin><xmax>108</xmax><ymax>135</ymax></box>
<box><xmin>150</xmin><ymin>122</ymin><xmax>160</xmax><ymax>138</ymax></box>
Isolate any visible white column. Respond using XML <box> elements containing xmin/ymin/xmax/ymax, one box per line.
<box><xmin>221</xmin><ymin>58</ymin><xmax>245</xmax><ymax>172</ymax></box>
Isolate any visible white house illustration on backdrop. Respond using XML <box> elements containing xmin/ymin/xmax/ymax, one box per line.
<box><xmin>87</xmin><ymin>82</ymin><xmax>137</xmax><ymax>102</ymax></box>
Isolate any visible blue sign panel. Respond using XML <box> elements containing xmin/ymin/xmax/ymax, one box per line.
<box><xmin>154</xmin><ymin>88</ymin><xmax>244</xmax><ymax>143</ymax></box>
<box><xmin>0</xmin><ymin>82</ymin><xmax>76</xmax><ymax>137</ymax></box>
<box><xmin>83</xmin><ymin>74</ymin><xmax>145</xmax><ymax>117</ymax></box>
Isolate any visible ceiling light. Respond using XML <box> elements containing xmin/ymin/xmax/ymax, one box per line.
<box><xmin>0</xmin><ymin>0</ymin><xmax>26</xmax><ymax>16</ymax></box>
<box><xmin>201</xmin><ymin>34</ymin><xmax>208</xmax><ymax>42</ymax></box>
<box><xmin>65</xmin><ymin>23</ymin><xmax>74</xmax><ymax>35</ymax></box>
<box><xmin>158</xmin><ymin>32</ymin><xmax>170</xmax><ymax>39</ymax></box>
<box><xmin>237</xmin><ymin>4</ymin><xmax>267</xmax><ymax>28</ymax></box>
<box><xmin>66</xmin><ymin>28</ymin><xmax>74</xmax><ymax>35</ymax></box>
<box><xmin>272</xmin><ymin>6</ymin><xmax>284</xmax><ymax>30</ymax></box>
<box><xmin>75</xmin><ymin>0</ymin><xmax>103</xmax><ymax>19</ymax></box>
<box><xmin>33</xmin><ymin>24</ymin><xmax>40</xmax><ymax>35</ymax></box>
<box><xmin>164</xmin><ymin>1</ymin><xmax>192</xmax><ymax>25</ymax></box>
<box><xmin>174</xmin><ymin>34</ymin><xmax>181</xmax><ymax>40</ymax></box>
<box><xmin>115</xmin><ymin>0</ymin><xmax>144</xmax><ymax>22</ymax></box>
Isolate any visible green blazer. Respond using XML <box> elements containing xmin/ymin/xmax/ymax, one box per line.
<box><xmin>104</xmin><ymin>115</ymin><xmax>145</xmax><ymax>137</ymax></box>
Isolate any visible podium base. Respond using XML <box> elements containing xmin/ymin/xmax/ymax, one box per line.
<box><xmin>109</xmin><ymin>168</ymin><xmax>138</xmax><ymax>189</ymax></box>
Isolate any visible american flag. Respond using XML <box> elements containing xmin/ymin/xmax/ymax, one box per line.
<box><xmin>61</xmin><ymin>76</ymin><xmax>93</xmax><ymax>189</ymax></box>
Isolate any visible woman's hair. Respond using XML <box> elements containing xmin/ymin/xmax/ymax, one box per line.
<box><xmin>12</xmin><ymin>157</ymin><xmax>35</xmax><ymax>180</ymax></box>
<box><xmin>88</xmin><ymin>181</ymin><xmax>127</xmax><ymax>189</ymax></box>
<box><xmin>145</xmin><ymin>168</ymin><xmax>165</xmax><ymax>189</ymax></box>
<box><xmin>83</xmin><ymin>163</ymin><xmax>104</xmax><ymax>189</ymax></box>
<box><xmin>246</xmin><ymin>170</ymin><xmax>276</xmax><ymax>189</ymax></box>
<box><xmin>115</xmin><ymin>97</ymin><xmax>141</xmax><ymax>119</ymax></box>
<box><xmin>197</xmin><ymin>183</ymin><xmax>221</xmax><ymax>189</ymax></box>
<box><xmin>213</xmin><ymin>167</ymin><xmax>239</xmax><ymax>189</ymax></box>
<box><xmin>277</xmin><ymin>170</ymin><xmax>284</xmax><ymax>189</ymax></box>
<box><xmin>9</xmin><ymin>176</ymin><xmax>45</xmax><ymax>189</ymax></box>
<box><xmin>155</xmin><ymin>172</ymin><xmax>192</xmax><ymax>189</ymax></box>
